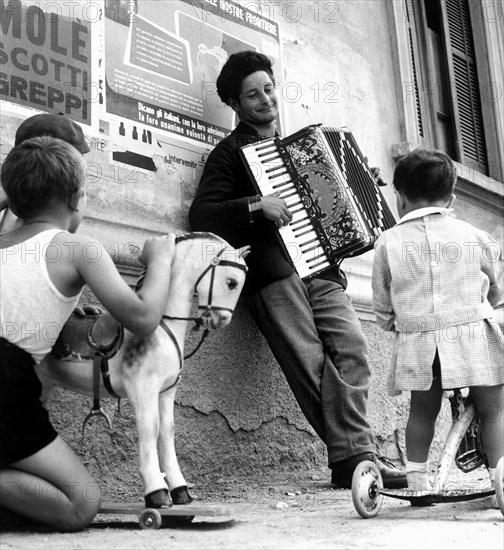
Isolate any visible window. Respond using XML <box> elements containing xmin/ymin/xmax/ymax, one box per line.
<box><xmin>403</xmin><ymin>0</ymin><xmax>502</xmax><ymax>181</ymax></box>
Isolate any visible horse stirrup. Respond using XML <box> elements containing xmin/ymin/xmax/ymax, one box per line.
<box><xmin>82</xmin><ymin>401</ymin><xmax>113</xmax><ymax>437</ymax></box>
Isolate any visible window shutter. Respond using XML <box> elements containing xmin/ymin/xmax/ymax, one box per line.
<box><xmin>445</xmin><ymin>0</ymin><xmax>488</xmax><ymax>174</ymax></box>
<box><xmin>405</xmin><ymin>1</ymin><xmax>424</xmax><ymax>138</ymax></box>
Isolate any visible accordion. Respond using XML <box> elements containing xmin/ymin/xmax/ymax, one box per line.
<box><xmin>240</xmin><ymin>124</ymin><xmax>396</xmax><ymax>280</ymax></box>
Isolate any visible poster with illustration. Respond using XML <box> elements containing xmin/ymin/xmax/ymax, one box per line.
<box><xmin>104</xmin><ymin>0</ymin><xmax>283</xmax><ymax>147</ymax></box>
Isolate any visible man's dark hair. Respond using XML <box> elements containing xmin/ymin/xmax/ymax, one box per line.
<box><xmin>1</xmin><ymin>136</ymin><xmax>83</xmax><ymax>219</ymax></box>
<box><xmin>216</xmin><ymin>51</ymin><xmax>275</xmax><ymax>105</ymax></box>
<box><xmin>393</xmin><ymin>147</ymin><xmax>456</xmax><ymax>202</ymax></box>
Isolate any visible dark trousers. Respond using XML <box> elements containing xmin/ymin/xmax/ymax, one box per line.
<box><xmin>246</xmin><ymin>274</ymin><xmax>375</xmax><ymax>464</ymax></box>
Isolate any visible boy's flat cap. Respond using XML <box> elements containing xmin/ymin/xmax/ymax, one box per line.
<box><xmin>14</xmin><ymin>113</ymin><xmax>90</xmax><ymax>154</ymax></box>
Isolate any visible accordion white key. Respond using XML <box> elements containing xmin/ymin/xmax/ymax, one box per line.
<box><xmin>240</xmin><ymin>124</ymin><xmax>396</xmax><ymax>280</ymax></box>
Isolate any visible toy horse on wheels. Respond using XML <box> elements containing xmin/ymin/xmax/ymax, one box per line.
<box><xmin>37</xmin><ymin>232</ymin><xmax>249</xmax><ymax>512</ymax></box>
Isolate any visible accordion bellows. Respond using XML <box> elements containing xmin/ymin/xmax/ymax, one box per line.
<box><xmin>240</xmin><ymin>124</ymin><xmax>396</xmax><ymax>280</ymax></box>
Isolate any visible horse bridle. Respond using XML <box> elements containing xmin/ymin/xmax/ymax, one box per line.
<box><xmin>135</xmin><ymin>234</ymin><xmax>248</xmax><ymax>331</ymax></box>
<box><xmin>158</xmin><ymin>236</ymin><xmax>248</xmax><ymax>370</ymax></box>
<box><xmin>163</xmin><ymin>245</ymin><xmax>248</xmax><ymax>331</ymax></box>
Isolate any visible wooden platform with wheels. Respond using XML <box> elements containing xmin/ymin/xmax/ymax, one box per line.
<box><xmin>98</xmin><ymin>502</ymin><xmax>235</xmax><ymax>529</ymax></box>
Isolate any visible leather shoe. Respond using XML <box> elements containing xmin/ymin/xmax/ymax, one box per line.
<box><xmin>330</xmin><ymin>453</ymin><xmax>407</xmax><ymax>489</ymax></box>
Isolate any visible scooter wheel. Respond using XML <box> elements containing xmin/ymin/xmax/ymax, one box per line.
<box><xmin>351</xmin><ymin>460</ymin><xmax>384</xmax><ymax>518</ymax></box>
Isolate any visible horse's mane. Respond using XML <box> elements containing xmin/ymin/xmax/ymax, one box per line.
<box><xmin>135</xmin><ymin>232</ymin><xmax>230</xmax><ymax>292</ymax></box>
<box><xmin>175</xmin><ymin>231</ymin><xmax>227</xmax><ymax>245</ymax></box>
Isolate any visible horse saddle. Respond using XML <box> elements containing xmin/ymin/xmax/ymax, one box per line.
<box><xmin>52</xmin><ymin>310</ymin><xmax>124</xmax><ymax>360</ymax></box>
<box><xmin>52</xmin><ymin>310</ymin><xmax>125</xmax><ymax>433</ymax></box>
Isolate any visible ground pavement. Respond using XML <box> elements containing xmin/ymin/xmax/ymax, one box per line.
<box><xmin>1</xmin><ymin>466</ymin><xmax>502</xmax><ymax>550</ymax></box>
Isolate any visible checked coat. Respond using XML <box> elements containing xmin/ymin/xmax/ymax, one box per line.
<box><xmin>372</xmin><ymin>207</ymin><xmax>504</xmax><ymax>395</ymax></box>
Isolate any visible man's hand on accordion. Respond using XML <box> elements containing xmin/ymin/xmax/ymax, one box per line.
<box><xmin>261</xmin><ymin>191</ymin><xmax>293</xmax><ymax>228</ymax></box>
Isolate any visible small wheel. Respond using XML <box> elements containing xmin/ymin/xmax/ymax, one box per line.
<box><xmin>139</xmin><ymin>508</ymin><xmax>162</xmax><ymax>529</ymax></box>
<box><xmin>495</xmin><ymin>456</ymin><xmax>504</xmax><ymax>517</ymax></box>
<box><xmin>351</xmin><ymin>460</ymin><xmax>384</xmax><ymax>519</ymax></box>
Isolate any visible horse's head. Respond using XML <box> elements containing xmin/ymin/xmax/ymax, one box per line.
<box><xmin>178</xmin><ymin>233</ymin><xmax>250</xmax><ymax>330</ymax></box>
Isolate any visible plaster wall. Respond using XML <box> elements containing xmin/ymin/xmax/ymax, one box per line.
<box><xmin>86</xmin><ymin>0</ymin><xmax>407</xmax><ymax>494</ymax></box>
<box><xmin>2</xmin><ymin>0</ymin><xmax>502</xmax><ymax>497</ymax></box>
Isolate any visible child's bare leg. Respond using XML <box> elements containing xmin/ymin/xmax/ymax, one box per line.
<box><xmin>406</xmin><ymin>377</ymin><xmax>443</xmax><ymax>462</ymax></box>
<box><xmin>470</xmin><ymin>384</ymin><xmax>504</xmax><ymax>468</ymax></box>
<box><xmin>0</xmin><ymin>436</ymin><xmax>100</xmax><ymax>532</ymax></box>
<box><xmin>405</xmin><ymin>377</ymin><xmax>443</xmax><ymax>490</ymax></box>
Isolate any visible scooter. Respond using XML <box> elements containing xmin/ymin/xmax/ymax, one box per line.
<box><xmin>351</xmin><ymin>390</ymin><xmax>504</xmax><ymax>518</ymax></box>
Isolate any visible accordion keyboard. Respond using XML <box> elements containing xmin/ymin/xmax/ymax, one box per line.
<box><xmin>240</xmin><ymin>125</ymin><xmax>396</xmax><ymax>280</ymax></box>
<box><xmin>241</xmin><ymin>139</ymin><xmax>331</xmax><ymax>279</ymax></box>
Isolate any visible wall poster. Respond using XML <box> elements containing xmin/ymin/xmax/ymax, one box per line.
<box><xmin>1</xmin><ymin>0</ymin><xmax>282</xmax><ymax>239</ymax></box>
<box><xmin>104</xmin><ymin>0</ymin><xmax>282</xmax><ymax>150</ymax></box>
<box><xmin>0</xmin><ymin>0</ymin><xmax>97</xmax><ymax>127</ymax></box>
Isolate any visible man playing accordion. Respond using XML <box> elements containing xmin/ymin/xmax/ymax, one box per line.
<box><xmin>189</xmin><ymin>50</ymin><xmax>406</xmax><ymax>489</ymax></box>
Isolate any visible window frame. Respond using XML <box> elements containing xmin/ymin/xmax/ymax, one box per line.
<box><xmin>388</xmin><ymin>0</ymin><xmax>503</xmax><ymax>185</ymax></box>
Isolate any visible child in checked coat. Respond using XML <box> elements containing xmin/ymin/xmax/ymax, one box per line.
<box><xmin>372</xmin><ymin>147</ymin><xmax>504</xmax><ymax>494</ymax></box>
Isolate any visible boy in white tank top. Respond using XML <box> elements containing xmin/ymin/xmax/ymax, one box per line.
<box><xmin>0</xmin><ymin>136</ymin><xmax>176</xmax><ymax>531</ymax></box>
